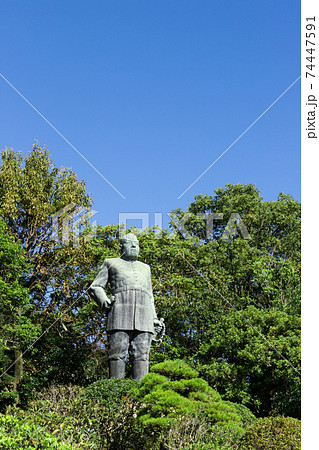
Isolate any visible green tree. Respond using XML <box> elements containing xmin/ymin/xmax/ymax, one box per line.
<box><xmin>196</xmin><ymin>306</ymin><xmax>300</xmax><ymax>417</ymax></box>
<box><xmin>170</xmin><ymin>183</ymin><xmax>300</xmax><ymax>314</ymax></box>
<box><xmin>0</xmin><ymin>147</ymin><xmax>300</xmax><ymax>421</ymax></box>
<box><xmin>0</xmin><ymin>143</ymin><xmax>91</xmax><ymax>290</ymax></box>
<box><xmin>164</xmin><ymin>184</ymin><xmax>300</xmax><ymax>416</ymax></box>
<box><xmin>0</xmin><ymin>218</ymin><xmax>40</xmax><ymax>406</ymax></box>
<box><xmin>0</xmin><ymin>144</ymin><xmax>93</xmax><ymax>388</ymax></box>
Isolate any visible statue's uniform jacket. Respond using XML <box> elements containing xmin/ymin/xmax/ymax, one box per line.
<box><xmin>90</xmin><ymin>258</ymin><xmax>157</xmax><ymax>334</ymax></box>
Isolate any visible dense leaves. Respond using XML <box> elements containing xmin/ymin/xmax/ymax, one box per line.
<box><xmin>131</xmin><ymin>360</ymin><xmax>253</xmax><ymax>448</ymax></box>
<box><xmin>196</xmin><ymin>306</ymin><xmax>300</xmax><ymax>417</ymax></box>
<box><xmin>0</xmin><ymin>218</ymin><xmax>40</xmax><ymax>407</ymax></box>
<box><xmin>0</xmin><ymin>414</ymin><xmax>73</xmax><ymax>449</ymax></box>
<box><xmin>238</xmin><ymin>416</ymin><xmax>301</xmax><ymax>449</ymax></box>
<box><xmin>0</xmin><ymin>144</ymin><xmax>94</xmax><ymax>391</ymax></box>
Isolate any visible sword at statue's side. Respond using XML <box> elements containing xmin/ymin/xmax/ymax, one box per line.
<box><xmin>152</xmin><ymin>317</ymin><xmax>165</xmax><ymax>346</ymax></box>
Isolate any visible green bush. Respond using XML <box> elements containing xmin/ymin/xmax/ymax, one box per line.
<box><xmin>238</xmin><ymin>415</ymin><xmax>301</xmax><ymax>449</ymax></box>
<box><xmin>7</xmin><ymin>385</ymin><xmax>96</xmax><ymax>448</ymax></box>
<box><xmin>0</xmin><ymin>414</ymin><xmax>73</xmax><ymax>449</ymax></box>
<box><xmin>4</xmin><ymin>370</ymin><xmax>259</xmax><ymax>450</ymax></box>
<box><xmin>132</xmin><ymin>360</ymin><xmax>245</xmax><ymax>430</ymax></box>
<box><xmin>224</xmin><ymin>401</ymin><xmax>256</xmax><ymax>427</ymax></box>
<box><xmin>80</xmin><ymin>377</ymin><xmax>152</xmax><ymax>450</ymax></box>
<box><xmin>149</xmin><ymin>359</ymin><xmax>199</xmax><ymax>380</ymax></box>
<box><xmin>7</xmin><ymin>380</ymin><xmax>159</xmax><ymax>450</ymax></box>
<box><xmin>160</xmin><ymin>416</ymin><xmax>242</xmax><ymax>450</ymax></box>
<box><xmin>130</xmin><ymin>359</ymin><xmax>255</xmax><ymax>449</ymax></box>
<box><xmin>81</xmin><ymin>377</ymin><xmax>139</xmax><ymax>410</ymax></box>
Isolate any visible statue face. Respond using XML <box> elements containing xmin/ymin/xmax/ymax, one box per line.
<box><xmin>121</xmin><ymin>236</ymin><xmax>139</xmax><ymax>260</ymax></box>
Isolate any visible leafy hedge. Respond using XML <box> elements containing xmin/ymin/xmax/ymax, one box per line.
<box><xmin>0</xmin><ymin>414</ymin><xmax>73</xmax><ymax>449</ymax></box>
<box><xmin>6</xmin><ymin>380</ymin><xmax>152</xmax><ymax>450</ymax></box>
<box><xmin>239</xmin><ymin>416</ymin><xmax>301</xmax><ymax>449</ymax></box>
<box><xmin>3</xmin><ymin>362</ymin><xmax>298</xmax><ymax>450</ymax></box>
<box><xmin>5</xmin><ymin>385</ymin><xmax>95</xmax><ymax>449</ymax></box>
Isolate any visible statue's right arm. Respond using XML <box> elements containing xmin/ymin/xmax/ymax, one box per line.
<box><xmin>88</xmin><ymin>261</ymin><xmax>113</xmax><ymax>311</ymax></box>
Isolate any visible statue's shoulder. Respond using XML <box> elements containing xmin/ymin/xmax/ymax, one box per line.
<box><xmin>137</xmin><ymin>261</ymin><xmax>151</xmax><ymax>270</ymax></box>
<box><xmin>102</xmin><ymin>257</ymin><xmax>121</xmax><ymax>267</ymax></box>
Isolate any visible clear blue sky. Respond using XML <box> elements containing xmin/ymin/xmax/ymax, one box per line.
<box><xmin>0</xmin><ymin>1</ymin><xmax>300</xmax><ymax>229</ymax></box>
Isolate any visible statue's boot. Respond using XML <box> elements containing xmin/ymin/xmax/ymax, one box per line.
<box><xmin>109</xmin><ymin>360</ymin><xmax>126</xmax><ymax>378</ymax></box>
<box><xmin>132</xmin><ymin>360</ymin><xmax>149</xmax><ymax>381</ymax></box>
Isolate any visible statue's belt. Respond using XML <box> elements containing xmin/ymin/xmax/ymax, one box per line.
<box><xmin>112</xmin><ymin>287</ymin><xmax>150</xmax><ymax>296</ymax></box>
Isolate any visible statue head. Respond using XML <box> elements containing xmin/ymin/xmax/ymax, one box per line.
<box><xmin>120</xmin><ymin>233</ymin><xmax>139</xmax><ymax>261</ymax></box>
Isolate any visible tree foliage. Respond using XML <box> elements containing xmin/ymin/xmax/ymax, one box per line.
<box><xmin>0</xmin><ymin>144</ymin><xmax>93</xmax><ymax>390</ymax></box>
<box><xmin>0</xmin><ymin>218</ymin><xmax>40</xmax><ymax>407</ymax></box>
<box><xmin>196</xmin><ymin>306</ymin><xmax>300</xmax><ymax>417</ymax></box>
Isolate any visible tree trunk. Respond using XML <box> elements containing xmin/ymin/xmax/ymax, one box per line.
<box><xmin>12</xmin><ymin>348</ymin><xmax>23</xmax><ymax>403</ymax></box>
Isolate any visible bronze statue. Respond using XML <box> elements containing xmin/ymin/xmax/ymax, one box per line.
<box><xmin>88</xmin><ymin>233</ymin><xmax>163</xmax><ymax>380</ymax></box>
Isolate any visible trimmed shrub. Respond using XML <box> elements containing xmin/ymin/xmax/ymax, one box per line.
<box><xmin>160</xmin><ymin>416</ymin><xmax>243</xmax><ymax>450</ymax></box>
<box><xmin>224</xmin><ymin>401</ymin><xmax>257</xmax><ymax>427</ymax></box>
<box><xmin>7</xmin><ymin>380</ymin><xmax>158</xmax><ymax>450</ymax></box>
<box><xmin>130</xmin><ymin>359</ymin><xmax>255</xmax><ymax>449</ymax></box>
<box><xmin>239</xmin><ymin>415</ymin><xmax>301</xmax><ymax>449</ymax></box>
<box><xmin>132</xmin><ymin>360</ymin><xmax>245</xmax><ymax>430</ymax></box>
<box><xmin>150</xmin><ymin>359</ymin><xmax>199</xmax><ymax>380</ymax></box>
<box><xmin>4</xmin><ymin>367</ymin><xmax>259</xmax><ymax>449</ymax></box>
<box><xmin>80</xmin><ymin>377</ymin><xmax>150</xmax><ymax>450</ymax></box>
<box><xmin>6</xmin><ymin>385</ymin><xmax>96</xmax><ymax>448</ymax></box>
<box><xmin>81</xmin><ymin>377</ymin><xmax>139</xmax><ymax>411</ymax></box>
<box><xmin>0</xmin><ymin>414</ymin><xmax>73</xmax><ymax>449</ymax></box>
